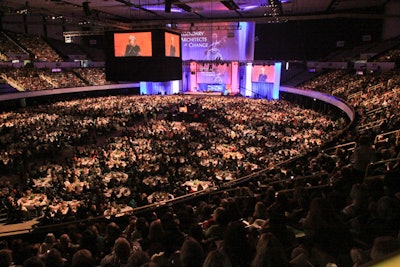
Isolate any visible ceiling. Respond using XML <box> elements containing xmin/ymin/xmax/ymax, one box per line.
<box><xmin>0</xmin><ymin>0</ymin><xmax>390</xmax><ymax>30</ymax></box>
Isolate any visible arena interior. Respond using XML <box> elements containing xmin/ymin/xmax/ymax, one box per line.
<box><xmin>0</xmin><ymin>1</ymin><xmax>400</xmax><ymax>267</ymax></box>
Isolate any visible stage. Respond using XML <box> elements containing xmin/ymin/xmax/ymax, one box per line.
<box><xmin>183</xmin><ymin>91</ymin><xmax>224</xmax><ymax>96</ymax></box>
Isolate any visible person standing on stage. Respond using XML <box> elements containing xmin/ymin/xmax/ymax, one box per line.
<box><xmin>258</xmin><ymin>67</ymin><xmax>267</xmax><ymax>82</ymax></box>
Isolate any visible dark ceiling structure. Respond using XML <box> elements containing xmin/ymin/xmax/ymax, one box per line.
<box><xmin>0</xmin><ymin>0</ymin><xmax>390</xmax><ymax>30</ymax></box>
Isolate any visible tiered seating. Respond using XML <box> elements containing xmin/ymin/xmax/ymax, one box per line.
<box><xmin>0</xmin><ymin>94</ymin><xmax>356</xmax><ymax>267</ymax></box>
<box><xmin>0</xmin><ymin>31</ymin><xmax>27</xmax><ymax>60</ymax></box>
<box><xmin>7</xmin><ymin>32</ymin><xmax>63</xmax><ymax>62</ymax></box>
<box><xmin>73</xmin><ymin>68</ymin><xmax>111</xmax><ymax>86</ymax></box>
<box><xmin>0</xmin><ymin>77</ymin><xmax>18</xmax><ymax>94</ymax></box>
<box><xmin>1</xmin><ymin>68</ymin><xmax>88</xmax><ymax>91</ymax></box>
<box><xmin>375</xmin><ymin>45</ymin><xmax>400</xmax><ymax>62</ymax></box>
<box><xmin>1</xmin><ymin>68</ymin><xmax>53</xmax><ymax>91</ymax></box>
<box><xmin>298</xmin><ymin>69</ymin><xmax>349</xmax><ymax>93</ymax></box>
<box><xmin>46</xmin><ymin>38</ymin><xmax>87</xmax><ymax>61</ymax></box>
<box><xmin>45</xmin><ymin>69</ymin><xmax>87</xmax><ymax>88</ymax></box>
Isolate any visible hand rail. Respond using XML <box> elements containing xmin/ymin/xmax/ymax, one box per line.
<box><xmin>364</xmin><ymin>157</ymin><xmax>400</xmax><ymax>181</ymax></box>
<box><xmin>374</xmin><ymin>129</ymin><xmax>400</xmax><ymax>145</ymax></box>
<box><xmin>277</xmin><ymin>183</ymin><xmax>330</xmax><ymax>194</ymax></box>
<box><xmin>267</xmin><ymin>172</ymin><xmax>328</xmax><ymax>185</ymax></box>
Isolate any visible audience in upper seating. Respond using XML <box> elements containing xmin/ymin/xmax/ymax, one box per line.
<box><xmin>1</xmin><ymin>68</ymin><xmax>94</xmax><ymax>91</ymax></box>
<box><xmin>72</xmin><ymin>68</ymin><xmax>111</xmax><ymax>86</ymax></box>
<box><xmin>6</xmin><ymin>32</ymin><xmax>62</xmax><ymax>62</ymax></box>
<box><xmin>0</xmin><ymin>32</ymin><xmax>28</xmax><ymax>60</ymax></box>
<box><xmin>375</xmin><ymin>45</ymin><xmax>400</xmax><ymax>62</ymax></box>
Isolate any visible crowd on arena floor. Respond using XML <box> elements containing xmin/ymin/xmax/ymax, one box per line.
<box><xmin>0</xmin><ymin>95</ymin><xmax>341</xmax><ymax>219</ymax></box>
<box><xmin>0</xmin><ymin>94</ymin><xmax>351</xmax><ymax>267</ymax></box>
<box><xmin>0</xmin><ymin>82</ymin><xmax>398</xmax><ymax>267</ymax></box>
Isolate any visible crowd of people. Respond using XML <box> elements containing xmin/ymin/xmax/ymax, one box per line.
<box><xmin>0</xmin><ymin>80</ymin><xmax>397</xmax><ymax>266</ymax></box>
<box><xmin>6</xmin><ymin>32</ymin><xmax>63</xmax><ymax>62</ymax></box>
<box><xmin>0</xmin><ymin>30</ymin><xmax>399</xmax><ymax>267</ymax></box>
<box><xmin>0</xmin><ymin>67</ymin><xmax>110</xmax><ymax>91</ymax></box>
<box><xmin>0</xmin><ymin>95</ymin><xmax>342</xmax><ymax>223</ymax></box>
<box><xmin>299</xmin><ymin>69</ymin><xmax>400</xmax><ymax>135</ymax></box>
<box><xmin>73</xmin><ymin>68</ymin><xmax>111</xmax><ymax>86</ymax></box>
<box><xmin>0</xmin><ymin>93</ymin><xmax>352</xmax><ymax>266</ymax></box>
<box><xmin>0</xmin><ymin>30</ymin><xmax>105</xmax><ymax>63</ymax></box>
<box><xmin>0</xmin><ymin>32</ymin><xmax>27</xmax><ymax>58</ymax></box>
<box><xmin>375</xmin><ymin>44</ymin><xmax>400</xmax><ymax>62</ymax></box>
<box><xmin>0</xmin><ymin>31</ymin><xmax>110</xmax><ymax>91</ymax></box>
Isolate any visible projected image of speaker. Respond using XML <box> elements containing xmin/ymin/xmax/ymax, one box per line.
<box><xmin>113</xmin><ymin>32</ymin><xmax>153</xmax><ymax>57</ymax></box>
<box><xmin>165</xmin><ymin>32</ymin><xmax>180</xmax><ymax>57</ymax></box>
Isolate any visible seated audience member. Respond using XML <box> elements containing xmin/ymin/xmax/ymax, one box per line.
<box><xmin>71</xmin><ymin>249</ymin><xmax>95</xmax><ymax>267</ymax></box>
<box><xmin>179</xmin><ymin>236</ymin><xmax>205</xmax><ymax>267</ymax></box>
<box><xmin>223</xmin><ymin>221</ymin><xmax>252</xmax><ymax>267</ymax></box>
<box><xmin>39</xmin><ymin>233</ymin><xmax>57</xmax><ymax>255</ymax></box>
<box><xmin>341</xmin><ymin>183</ymin><xmax>370</xmax><ymax>237</ymax></box>
<box><xmin>9</xmin><ymin>239</ymin><xmax>27</xmax><ymax>266</ymax></box>
<box><xmin>301</xmin><ymin>197</ymin><xmax>351</xmax><ymax>263</ymax></box>
<box><xmin>160</xmin><ymin>211</ymin><xmax>185</xmax><ymax>257</ymax></box>
<box><xmin>365</xmin><ymin>195</ymin><xmax>400</xmax><ymax>241</ymax></box>
<box><xmin>291</xmin><ymin>243</ymin><xmax>336</xmax><ymax>267</ymax></box>
<box><xmin>370</xmin><ymin>236</ymin><xmax>400</xmax><ymax>262</ymax></box>
<box><xmin>101</xmin><ymin>237</ymin><xmax>132</xmax><ymax>267</ymax></box>
<box><xmin>43</xmin><ymin>249</ymin><xmax>64</xmax><ymax>267</ymax></box>
<box><xmin>261</xmin><ymin>211</ymin><xmax>296</xmax><ymax>255</ymax></box>
<box><xmin>203</xmin><ymin>249</ymin><xmax>232</xmax><ymax>267</ymax></box>
<box><xmin>250</xmin><ymin>201</ymin><xmax>268</xmax><ymax>223</ymax></box>
<box><xmin>204</xmin><ymin>207</ymin><xmax>229</xmax><ymax>246</ymax></box>
<box><xmin>351</xmin><ymin>235</ymin><xmax>400</xmax><ymax>266</ymax></box>
<box><xmin>54</xmin><ymin>234</ymin><xmax>79</xmax><ymax>264</ymax></box>
<box><xmin>78</xmin><ymin>228</ymin><xmax>102</xmax><ymax>263</ymax></box>
<box><xmin>0</xmin><ymin>249</ymin><xmax>12</xmax><ymax>267</ymax></box>
<box><xmin>252</xmin><ymin>232</ymin><xmax>288</xmax><ymax>267</ymax></box>
<box><xmin>127</xmin><ymin>250</ymin><xmax>150</xmax><ymax>267</ymax></box>
<box><xmin>103</xmin><ymin>222</ymin><xmax>122</xmax><ymax>256</ymax></box>
<box><xmin>147</xmin><ymin>219</ymin><xmax>165</xmax><ymax>257</ymax></box>
<box><xmin>23</xmin><ymin>256</ymin><xmax>45</xmax><ymax>267</ymax></box>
